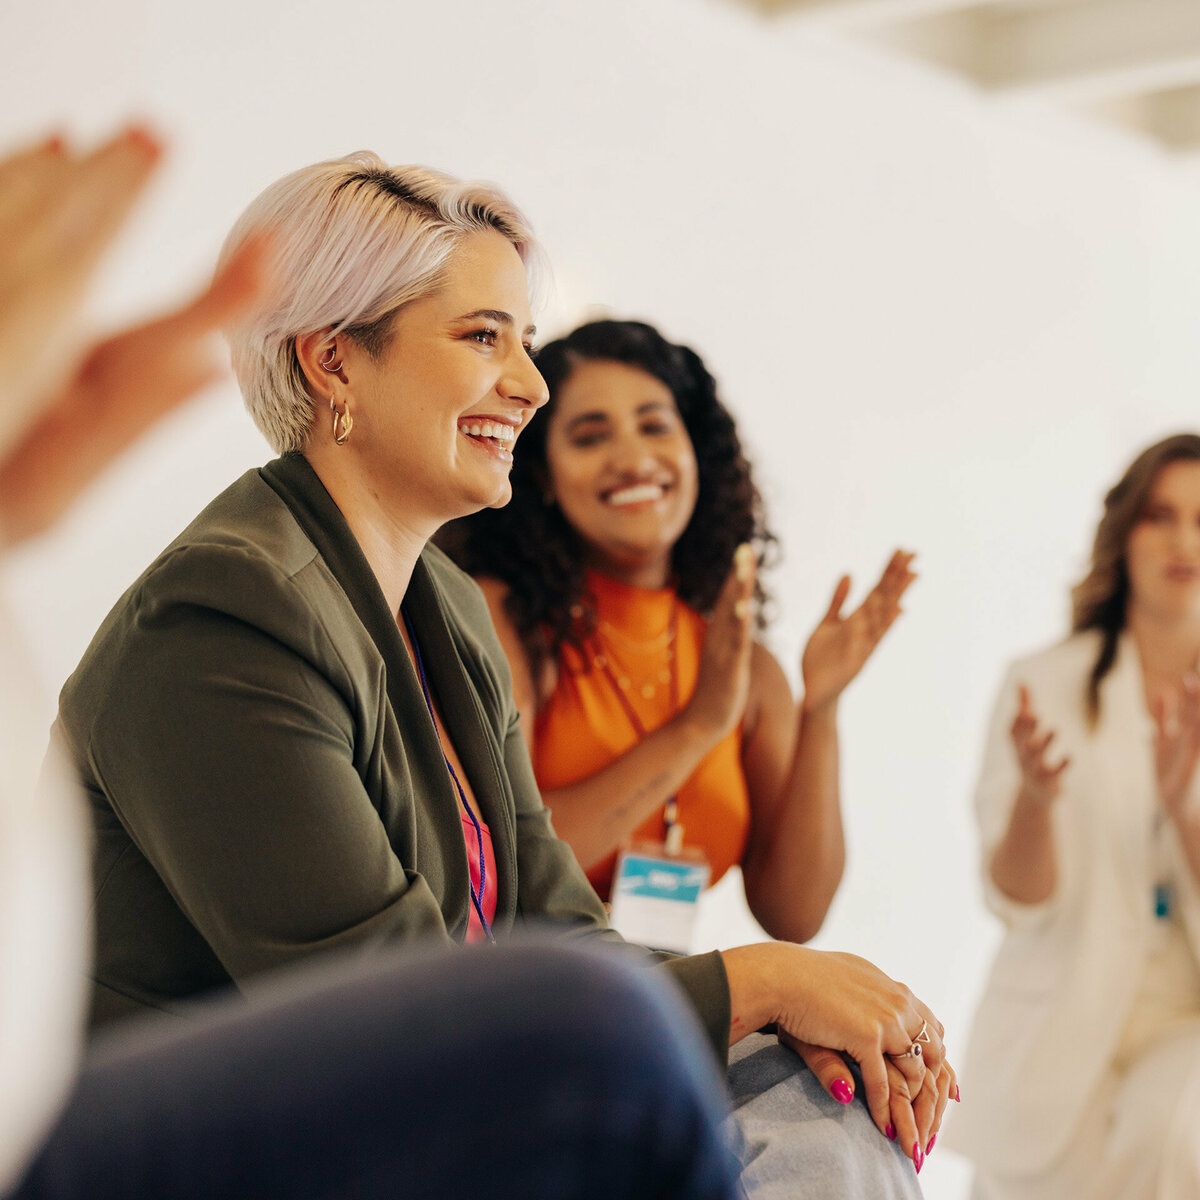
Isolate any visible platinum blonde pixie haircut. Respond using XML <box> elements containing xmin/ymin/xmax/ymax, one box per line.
<box><xmin>220</xmin><ymin>151</ymin><xmax>542</xmax><ymax>454</ymax></box>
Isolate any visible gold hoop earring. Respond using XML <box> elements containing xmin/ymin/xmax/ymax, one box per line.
<box><xmin>330</xmin><ymin>397</ymin><xmax>353</xmax><ymax>446</ymax></box>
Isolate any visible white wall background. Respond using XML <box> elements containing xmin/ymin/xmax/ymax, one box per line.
<box><xmin>6</xmin><ymin>1</ymin><xmax>1200</xmax><ymax>1195</ymax></box>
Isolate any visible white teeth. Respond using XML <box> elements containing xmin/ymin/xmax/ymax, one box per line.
<box><xmin>459</xmin><ymin>419</ymin><xmax>517</xmax><ymax>443</ymax></box>
<box><xmin>609</xmin><ymin>483</ymin><xmax>664</xmax><ymax>506</ymax></box>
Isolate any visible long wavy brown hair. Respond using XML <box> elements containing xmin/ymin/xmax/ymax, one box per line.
<box><xmin>436</xmin><ymin>319</ymin><xmax>777</xmax><ymax>682</ymax></box>
<box><xmin>1072</xmin><ymin>432</ymin><xmax>1200</xmax><ymax>725</ymax></box>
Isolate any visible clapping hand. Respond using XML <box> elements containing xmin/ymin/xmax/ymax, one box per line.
<box><xmin>686</xmin><ymin>543</ymin><xmax>757</xmax><ymax>741</ymax></box>
<box><xmin>1153</xmin><ymin>674</ymin><xmax>1200</xmax><ymax>819</ymax></box>
<box><xmin>1010</xmin><ymin>684</ymin><xmax>1070</xmax><ymax>806</ymax></box>
<box><xmin>800</xmin><ymin>549</ymin><xmax>916</xmax><ymax>715</ymax></box>
<box><xmin>0</xmin><ymin>126</ymin><xmax>273</xmax><ymax>548</ymax></box>
<box><xmin>0</xmin><ymin>126</ymin><xmax>161</xmax><ymax>430</ymax></box>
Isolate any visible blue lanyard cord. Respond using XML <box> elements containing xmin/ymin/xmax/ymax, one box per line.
<box><xmin>400</xmin><ymin>605</ymin><xmax>494</xmax><ymax>943</ymax></box>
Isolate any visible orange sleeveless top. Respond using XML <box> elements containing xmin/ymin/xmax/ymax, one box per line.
<box><xmin>532</xmin><ymin>571</ymin><xmax>750</xmax><ymax>900</ymax></box>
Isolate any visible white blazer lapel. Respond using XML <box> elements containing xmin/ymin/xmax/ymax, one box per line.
<box><xmin>1094</xmin><ymin>634</ymin><xmax>1157</xmax><ymax>926</ymax></box>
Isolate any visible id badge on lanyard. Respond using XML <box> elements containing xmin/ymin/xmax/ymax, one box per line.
<box><xmin>610</xmin><ymin>839</ymin><xmax>711</xmax><ymax>954</ymax></box>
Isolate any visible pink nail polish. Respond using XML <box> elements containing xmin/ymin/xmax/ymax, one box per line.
<box><xmin>913</xmin><ymin>1142</ymin><xmax>924</xmax><ymax>1173</ymax></box>
<box><xmin>954</xmin><ymin>1083</ymin><xmax>961</xmax><ymax>1102</ymax></box>
<box><xmin>885</xmin><ymin>1122</ymin><xmax>896</xmax><ymax>1141</ymax></box>
<box><xmin>926</xmin><ymin>1134</ymin><xmax>937</xmax><ymax>1155</ymax></box>
<box><xmin>831</xmin><ymin>1078</ymin><xmax>853</xmax><ymax>1105</ymax></box>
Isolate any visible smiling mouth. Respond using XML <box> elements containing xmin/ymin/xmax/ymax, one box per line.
<box><xmin>457</xmin><ymin>418</ymin><xmax>518</xmax><ymax>462</ymax></box>
<box><xmin>606</xmin><ymin>483</ymin><xmax>667</xmax><ymax>507</ymax></box>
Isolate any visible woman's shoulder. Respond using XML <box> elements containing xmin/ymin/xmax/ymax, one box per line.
<box><xmin>68</xmin><ymin>469</ymin><xmax>355</xmax><ymax>681</ymax></box>
<box><xmin>1005</xmin><ymin>630</ymin><xmax>1101</xmax><ymax>681</ymax></box>
<box><xmin>161</xmin><ymin>467</ymin><xmax>321</xmax><ymax>577</ymax></box>
<box><xmin>470</xmin><ymin>574</ymin><xmax>511</xmax><ymax>611</ymax></box>
<box><xmin>990</xmin><ymin>632</ymin><xmax>1101</xmax><ymax>727</ymax></box>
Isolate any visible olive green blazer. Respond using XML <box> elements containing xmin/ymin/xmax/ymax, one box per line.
<box><xmin>56</xmin><ymin>454</ymin><xmax>729</xmax><ymax>1054</ymax></box>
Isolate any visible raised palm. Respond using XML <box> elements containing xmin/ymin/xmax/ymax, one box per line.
<box><xmin>801</xmin><ymin>550</ymin><xmax>915</xmax><ymax>714</ymax></box>
<box><xmin>1154</xmin><ymin>675</ymin><xmax>1200</xmax><ymax>817</ymax></box>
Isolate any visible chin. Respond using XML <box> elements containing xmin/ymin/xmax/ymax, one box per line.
<box><xmin>486</xmin><ymin>484</ymin><xmax>514</xmax><ymax>511</ymax></box>
<box><xmin>449</xmin><ymin>484</ymin><xmax>511</xmax><ymax>516</ymax></box>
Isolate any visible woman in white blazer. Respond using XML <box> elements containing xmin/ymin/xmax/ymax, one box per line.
<box><xmin>951</xmin><ymin>434</ymin><xmax>1200</xmax><ymax>1200</ymax></box>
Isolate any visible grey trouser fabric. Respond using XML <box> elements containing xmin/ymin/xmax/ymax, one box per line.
<box><xmin>729</xmin><ymin>1034</ymin><xmax>924</xmax><ymax>1199</ymax></box>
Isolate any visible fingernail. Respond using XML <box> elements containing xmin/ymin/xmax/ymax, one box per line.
<box><xmin>954</xmin><ymin>1084</ymin><xmax>961</xmax><ymax>1102</ymax></box>
<box><xmin>885</xmin><ymin>1122</ymin><xmax>896</xmax><ymax>1141</ymax></box>
<box><xmin>831</xmin><ymin>1078</ymin><xmax>853</xmax><ymax>1105</ymax></box>
<box><xmin>125</xmin><ymin>124</ymin><xmax>164</xmax><ymax>159</ymax></box>
<box><xmin>913</xmin><ymin>1142</ymin><xmax>924</xmax><ymax>1174</ymax></box>
<box><xmin>735</xmin><ymin>542</ymin><xmax>754</xmax><ymax>580</ymax></box>
<box><xmin>926</xmin><ymin>1134</ymin><xmax>937</xmax><ymax>1155</ymax></box>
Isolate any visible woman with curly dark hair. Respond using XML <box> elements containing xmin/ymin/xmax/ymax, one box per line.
<box><xmin>438</xmin><ymin>319</ymin><xmax>915</xmax><ymax>948</ymax></box>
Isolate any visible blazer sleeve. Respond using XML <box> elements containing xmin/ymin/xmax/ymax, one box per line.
<box><xmin>974</xmin><ymin>660</ymin><xmax>1062</xmax><ymax>929</ymax></box>
<box><xmin>73</xmin><ymin>543</ymin><xmax>456</xmax><ymax>984</ymax></box>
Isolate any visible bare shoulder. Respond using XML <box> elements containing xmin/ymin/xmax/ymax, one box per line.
<box><xmin>746</xmin><ymin>640</ymin><xmax>794</xmax><ymax>736</ymax></box>
<box><xmin>472</xmin><ymin>575</ymin><xmax>554</xmax><ymax>720</ymax></box>
<box><xmin>473</xmin><ymin>575</ymin><xmax>509</xmax><ymax>609</ymax></box>
<box><xmin>473</xmin><ymin>577</ymin><xmax>524</xmax><ymax>662</ymax></box>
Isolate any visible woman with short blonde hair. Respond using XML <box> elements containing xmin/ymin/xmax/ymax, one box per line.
<box><xmin>55</xmin><ymin>152</ymin><xmax>951</xmax><ymax>1196</ymax></box>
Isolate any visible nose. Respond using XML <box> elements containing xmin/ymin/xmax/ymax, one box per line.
<box><xmin>499</xmin><ymin>346</ymin><xmax>549</xmax><ymax>412</ymax></box>
<box><xmin>610</xmin><ymin>427</ymin><xmax>659</xmax><ymax>477</ymax></box>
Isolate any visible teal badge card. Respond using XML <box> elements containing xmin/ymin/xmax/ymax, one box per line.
<box><xmin>609</xmin><ymin>848</ymin><xmax>710</xmax><ymax>953</ymax></box>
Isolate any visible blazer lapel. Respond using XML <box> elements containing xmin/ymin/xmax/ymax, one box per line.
<box><xmin>1095</xmin><ymin>634</ymin><xmax>1157</xmax><ymax>925</ymax></box>
<box><xmin>404</xmin><ymin>556</ymin><xmax>519</xmax><ymax>928</ymax></box>
<box><xmin>258</xmin><ymin>454</ymin><xmax>473</xmax><ymax>936</ymax></box>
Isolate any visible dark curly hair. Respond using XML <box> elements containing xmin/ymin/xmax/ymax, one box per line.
<box><xmin>436</xmin><ymin>319</ymin><xmax>777</xmax><ymax>680</ymax></box>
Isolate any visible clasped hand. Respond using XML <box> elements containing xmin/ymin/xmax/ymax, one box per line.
<box><xmin>725</xmin><ymin>942</ymin><xmax>956</xmax><ymax>1170</ymax></box>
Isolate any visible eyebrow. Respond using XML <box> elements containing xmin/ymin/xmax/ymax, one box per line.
<box><xmin>563</xmin><ymin>401</ymin><xmax>673</xmax><ymax>433</ymax></box>
<box><xmin>456</xmin><ymin>308</ymin><xmax>537</xmax><ymax>339</ymax></box>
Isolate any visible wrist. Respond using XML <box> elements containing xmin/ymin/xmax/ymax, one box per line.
<box><xmin>1014</xmin><ymin>781</ymin><xmax>1058</xmax><ymax>814</ymax></box>
<box><xmin>676</xmin><ymin>702</ymin><xmax>729</xmax><ymax>747</ymax></box>
<box><xmin>721</xmin><ymin>945</ymin><xmax>778</xmax><ymax>1042</ymax></box>
<box><xmin>800</xmin><ymin>693</ymin><xmax>840</xmax><ymax>722</ymax></box>
<box><xmin>721</xmin><ymin>942</ymin><xmax>815</xmax><ymax>1043</ymax></box>
<box><xmin>1165</xmin><ymin>791</ymin><xmax>1199</xmax><ymax>830</ymax></box>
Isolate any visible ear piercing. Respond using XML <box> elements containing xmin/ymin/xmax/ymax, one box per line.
<box><xmin>331</xmin><ymin>398</ymin><xmax>353</xmax><ymax>446</ymax></box>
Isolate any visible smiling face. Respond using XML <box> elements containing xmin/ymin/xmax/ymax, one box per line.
<box><xmin>544</xmin><ymin>358</ymin><xmax>699</xmax><ymax>587</ymax></box>
<box><xmin>334</xmin><ymin>228</ymin><xmax>547</xmax><ymax>531</ymax></box>
<box><xmin>1125</xmin><ymin>459</ymin><xmax>1200</xmax><ymax>626</ymax></box>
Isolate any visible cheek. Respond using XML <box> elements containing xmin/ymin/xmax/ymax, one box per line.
<box><xmin>547</xmin><ymin>449</ymin><xmax>597</xmax><ymax>505</ymax></box>
<box><xmin>1124</xmin><ymin>531</ymin><xmax>1160</xmax><ymax>591</ymax></box>
<box><xmin>676</xmin><ymin>446</ymin><xmax>700</xmax><ymax>513</ymax></box>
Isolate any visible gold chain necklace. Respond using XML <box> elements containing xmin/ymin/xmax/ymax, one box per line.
<box><xmin>592</xmin><ymin>601</ymin><xmax>679</xmax><ymax>701</ymax></box>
